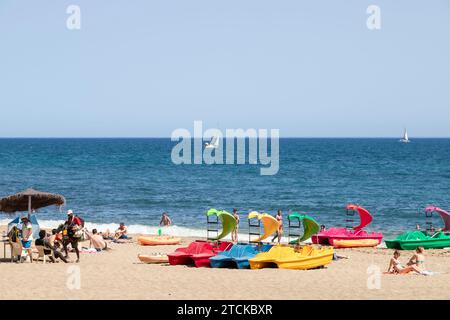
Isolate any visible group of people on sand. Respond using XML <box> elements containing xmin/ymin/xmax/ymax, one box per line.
<box><xmin>7</xmin><ymin>209</ymin><xmax>138</xmax><ymax>263</ymax></box>
<box><xmin>7</xmin><ymin>210</ymin><xmax>85</xmax><ymax>263</ymax></box>
<box><xmin>386</xmin><ymin>247</ymin><xmax>427</xmax><ymax>275</ymax></box>
<box><xmin>230</xmin><ymin>209</ymin><xmax>284</xmax><ymax>244</ymax></box>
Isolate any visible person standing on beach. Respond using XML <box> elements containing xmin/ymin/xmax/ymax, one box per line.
<box><xmin>160</xmin><ymin>212</ymin><xmax>172</xmax><ymax>226</ymax></box>
<box><xmin>231</xmin><ymin>208</ymin><xmax>239</xmax><ymax>243</ymax></box>
<box><xmin>271</xmin><ymin>210</ymin><xmax>283</xmax><ymax>244</ymax></box>
<box><xmin>19</xmin><ymin>216</ymin><xmax>33</xmax><ymax>262</ymax></box>
<box><xmin>63</xmin><ymin>210</ymin><xmax>82</xmax><ymax>263</ymax></box>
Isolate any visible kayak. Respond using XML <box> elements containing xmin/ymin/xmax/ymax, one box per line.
<box><xmin>332</xmin><ymin>239</ymin><xmax>379</xmax><ymax>248</ymax></box>
<box><xmin>138</xmin><ymin>254</ymin><xmax>169</xmax><ymax>264</ymax></box>
<box><xmin>138</xmin><ymin>235</ymin><xmax>181</xmax><ymax>246</ymax></box>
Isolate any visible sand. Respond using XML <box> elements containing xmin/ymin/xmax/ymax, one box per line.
<box><xmin>1</xmin><ymin>225</ymin><xmax>450</xmax><ymax>300</ymax></box>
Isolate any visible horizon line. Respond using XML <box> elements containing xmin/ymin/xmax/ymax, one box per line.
<box><xmin>0</xmin><ymin>136</ymin><xmax>449</xmax><ymax>139</ymax></box>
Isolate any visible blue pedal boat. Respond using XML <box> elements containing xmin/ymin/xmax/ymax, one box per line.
<box><xmin>210</xmin><ymin>243</ymin><xmax>272</xmax><ymax>269</ymax></box>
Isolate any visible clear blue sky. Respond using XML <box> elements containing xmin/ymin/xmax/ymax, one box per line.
<box><xmin>0</xmin><ymin>0</ymin><xmax>449</xmax><ymax>137</ymax></box>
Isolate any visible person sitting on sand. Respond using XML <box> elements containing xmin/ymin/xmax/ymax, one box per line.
<box><xmin>231</xmin><ymin>208</ymin><xmax>239</xmax><ymax>243</ymax></box>
<box><xmin>84</xmin><ymin>229</ymin><xmax>108</xmax><ymax>251</ymax></box>
<box><xmin>115</xmin><ymin>223</ymin><xmax>128</xmax><ymax>239</ymax></box>
<box><xmin>400</xmin><ymin>247</ymin><xmax>426</xmax><ymax>274</ymax></box>
<box><xmin>160</xmin><ymin>212</ymin><xmax>172</xmax><ymax>226</ymax></box>
<box><xmin>386</xmin><ymin>250</ymin><xmax>404</xmax><ymax>274</ymax></box>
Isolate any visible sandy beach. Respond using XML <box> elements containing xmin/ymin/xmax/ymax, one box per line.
<box><xmin>1</xmin><ymin>226</ymin><xmax>449</xmax><ymax>300</ymax></box>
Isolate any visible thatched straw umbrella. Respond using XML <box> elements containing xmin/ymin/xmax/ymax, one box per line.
<box><xmin>0</xmin><ymin>188</ymin><xmax>66</xmax><ymax>216</ymax></box>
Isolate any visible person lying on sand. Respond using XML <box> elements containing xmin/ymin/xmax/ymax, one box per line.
<box><xmin>386</xmin><ymin>250</ymin><xmax>404</xmax><ymax>274</ymax></box>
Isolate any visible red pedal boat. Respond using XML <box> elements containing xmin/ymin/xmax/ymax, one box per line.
<box><xmin>312</xmin><ymin>204</ymin><xmax>383</xmax><ymax>246</ymax></box>
<box><xmin>167</xmin><ymin>240</ymin><xmax>233</xmax><ymax>267</ymax></box>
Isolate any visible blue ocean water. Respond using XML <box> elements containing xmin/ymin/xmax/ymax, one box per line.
<box><xmin>1</xmin><ymin>138</ymin><xmax>449</xmax><ymax>238</ymax></box>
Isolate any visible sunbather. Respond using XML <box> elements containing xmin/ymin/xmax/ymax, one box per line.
<box><xmin>115</xmin><ymin>223</ymin><xmax>128</xmax><ymax>239</ymax></box>
<box><xmin>386</xmin><ymin>250</ymin><xmax>404</xmax><ymax>274</ymax></box>
<box><xmin>400</xmin><ymin>247</ymin><xmax>426</xmax><ymax>274</ymax></box>
<box><xmin>84</xmin><ymin>229</ymin><xmax>108</xmax><ymax>251</ymax></box>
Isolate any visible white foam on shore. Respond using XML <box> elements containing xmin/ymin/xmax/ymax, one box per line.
<box><xmin>0</xmin><ymin>218</ymin><xmax>206</xmax><ymax>237</ymax></box>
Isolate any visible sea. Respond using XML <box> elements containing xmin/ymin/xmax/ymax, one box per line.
<box><xmin>1</xmin><ymin>138</ymin><xmax>449</xmax><ymax>240</ymax></box>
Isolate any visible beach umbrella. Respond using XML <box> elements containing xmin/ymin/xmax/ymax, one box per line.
<box><xmin>0</xmin><ymin>188</ymin><xmax>66</xmax><ymax>215</ymax></box>
<box><xmin>0</xmin><ymin>188</ymin><xmax>65</xmax><ymax>239</ymax></box>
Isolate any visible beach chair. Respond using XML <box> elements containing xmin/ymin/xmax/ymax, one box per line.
<box><xmin>9</xmin><ymin>242</ymin><xmax>23</xmax><ymax>262</ymax></box>
<box><xmin>34</xmin><ymin>245</ymin><xmax>47</xmax><ymax>264</ymax></box>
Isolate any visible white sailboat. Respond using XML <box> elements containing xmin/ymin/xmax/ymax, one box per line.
<box><xmin>400</xmin><ymin>128</ymin><xmax>410</xmax><ymax>143</ymax></box>
<box><xmin>205</xmin><ymin>136</ymin><xmax>219</xmax><ymax>149</ymax></box>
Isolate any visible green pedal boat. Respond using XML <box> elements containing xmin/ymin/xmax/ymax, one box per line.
<box><xmin>385</xmin><ymin>206</ymin><xmax>450</xmax><ymax>250</ymax></box>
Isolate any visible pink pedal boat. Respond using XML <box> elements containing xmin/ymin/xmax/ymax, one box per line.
<box><xmin>312</xmin><ymin>204</ymin><xmax>383</xmax><ymax>246</ymax></box>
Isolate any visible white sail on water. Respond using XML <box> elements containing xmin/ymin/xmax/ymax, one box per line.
<box><xmin>205</xmin><ymin>136</ymin><xmax>219</xmax><ymax>149</ymax></box>
<box><xmin>400</xmin><ymin>129</ymin><xmax>410</xmax><ymax>143</ymax></box>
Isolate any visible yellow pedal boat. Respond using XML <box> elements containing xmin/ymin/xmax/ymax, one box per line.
<box><xmin>249</xmin><ymin>245</ymin><xmax>334</xmax><ymax>270</ymax></box>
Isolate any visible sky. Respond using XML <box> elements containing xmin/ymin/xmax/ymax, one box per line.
<box><xmin>0</xmin><ymin>0</ymin><xmax>449</xmax><ymax>137</ymax></box>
